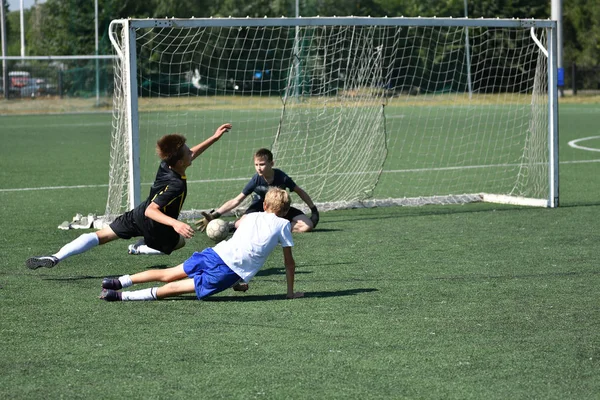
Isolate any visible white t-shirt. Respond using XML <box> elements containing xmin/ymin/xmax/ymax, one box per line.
<box><xmin>213</xmin><ymin>212</ymin><xmax>294</xmax><ymax>282</ymax></box>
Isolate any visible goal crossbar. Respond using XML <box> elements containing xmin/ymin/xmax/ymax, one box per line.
<box><xmin>119</xmin><ymin>17</ymin><xmax>556</xmax><ymax>29</ymax></box>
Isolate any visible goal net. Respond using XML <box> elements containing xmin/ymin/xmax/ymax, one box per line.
<box><xmin>106</xmin><ymin>17</ymin><xmax>558</xmax><ymax>222</ymax></box>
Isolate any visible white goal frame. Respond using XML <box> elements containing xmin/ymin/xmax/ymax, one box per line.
<box><xmin>108</xmin><ymin>17</ymin><xmax>559</xmax><ymax>219</ymax></box>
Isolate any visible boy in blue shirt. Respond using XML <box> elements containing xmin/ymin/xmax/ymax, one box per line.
<box><xmin>197</xmin><ymin>148</ymin><xmax>319</xmax><ymax>233</ymax></box>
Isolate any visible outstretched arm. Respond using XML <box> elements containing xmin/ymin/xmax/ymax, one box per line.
<box><xmin>190</xmin><ymin>123</ymin><xmax>232</xmax><ymax>161</ymax></box>
<box><xmin>293</xmin><ymin>186</ymin><xmax>319</xmax><ymax>228</ymax></box>
<box><xmin>196</xmin><ymin>192</ymin><xmax>247</xmax><ymax>231</ymax></box>
<box><xmin>215</xmin><ymin>192</ymin><xmax>247</xmax><ymax>215</ymax></box>
<box><xmin>293</xmin><ymin>186</ymin><xmax>315</xmax><ymax>209</ymax></box>
<box><xmin>283</xmin><ymin>246</ymin><xmax>303</xmax><ymax>299</ymax></box>
<box><xmin>145</xmin><ymin>202</ymin><xmax>195</xmax><ymax>238</ymax></box>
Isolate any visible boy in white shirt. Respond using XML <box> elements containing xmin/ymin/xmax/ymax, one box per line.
<box><xmin>100</xmin><ymin>187</ymin><xmax>304</xmax><ymax>301</ymax></box>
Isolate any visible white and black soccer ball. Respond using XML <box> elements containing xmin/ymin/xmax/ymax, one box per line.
<box><xmin>206</xmin><ymin>218</ymin><xmax>229</xmax><ymax>242</ymax></box>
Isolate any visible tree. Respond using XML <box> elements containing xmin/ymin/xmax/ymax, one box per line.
<box><xmin>562</xmin><ymin>0</ymin><xmax>600</xmax><ymax>66</ymax></box>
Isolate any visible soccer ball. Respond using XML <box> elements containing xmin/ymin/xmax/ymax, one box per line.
<box><xmin>206</xmin><ymin>218</ymin><xmax>229</xmax><ymax>242</ymax></box>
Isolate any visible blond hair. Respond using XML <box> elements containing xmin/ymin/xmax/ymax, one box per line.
<box><xmin>264</xmin><ymin>187</ymin><xmax>290</xmax><ymax>217</ymax></box>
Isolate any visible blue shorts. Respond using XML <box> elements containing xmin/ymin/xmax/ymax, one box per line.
<box><xmin>183</xmin><ymin>248</ymin><xmax>242</xmax><ymax>300</ymax></box>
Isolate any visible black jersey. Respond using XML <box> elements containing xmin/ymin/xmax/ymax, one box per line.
<box><xmin>112</xmin><ymin>161</ymin><xmax>187</xmax><ymax>254</ymax></box>
<box><xmin>133</xmin><ymin>161</ymin><xmax>187</xmax><ymax>222</ymax></box>
<box><xmin>242</xmin><ymin>168</ymin><xmax>296</xmax><ymax>209</ymax></box>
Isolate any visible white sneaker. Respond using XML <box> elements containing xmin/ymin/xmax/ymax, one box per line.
<box><xmin>128</xmin><ymin>244</ymin><xmax>140</xmax><ymax>255</ymax></box>
<box><xmin>72</xmin><ymin>214</ymin><xmax>96</xmax><ymax>229</ymax></box>
<box><xmin>57</xmin><ymin>221</ymin><xmax>71</xmax><ymax>230</ymax></box>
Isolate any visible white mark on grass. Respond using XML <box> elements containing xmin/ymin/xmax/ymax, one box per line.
<box><xmin>2</xmin><ymin>159</ymin><xmax>600</xmax><ymax>193</ymax></box>
<box><xmin>568</xmin><ymin>136</ymin><xmax>600</xmax><ymax>152</ymax></box>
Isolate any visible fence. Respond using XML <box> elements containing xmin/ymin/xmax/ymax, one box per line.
<box><xmin>569</xmin><ymin>63</ymin><xmax>600</xmax><ymax>95</ymax></box>
<box><xmin>1</xmin><ymin>56</ymin><xmax>115</xmax><ymax>99</ymax></box>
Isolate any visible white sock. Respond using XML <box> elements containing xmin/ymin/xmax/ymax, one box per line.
<box><xmin>118</xmin><ymin>275</ymin><xmax>133</xmax><ymax>288</ymax></box>
<box><xmin>121</xmin><ymin>287</ymin><xmax>158</xmax><ymax>301</ymax></box>
<box><xmin>135</xmin><ymin>245</ymin><xmax>165</xmax><ymax>255</ymax></box>
<box><xmin>53</xmin><ymin>233</ymin><xmax>100</xmax><ymax>261</ymax></box>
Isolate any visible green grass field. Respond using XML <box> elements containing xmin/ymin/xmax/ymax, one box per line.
<box><xmin>1</xmin><ymin>100</ymin><xmax>600</xmax><ymax>399</ymax></box>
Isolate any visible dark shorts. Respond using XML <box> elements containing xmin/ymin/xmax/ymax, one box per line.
<box><xmin>183</xmin><ymin>248</ymin><xmax>242</xmax><ymax>299</ymax></box>
<box><xmin>244</xmin><ymin>202</ymin><xmax>304</xmax><ymax>222</ymax></box>
<box><xmin>109</xmin><ymin>210</ymin><xmax>180</xmax><ymax>255</ymax></box>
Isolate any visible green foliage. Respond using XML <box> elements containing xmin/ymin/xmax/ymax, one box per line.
<box><xmin>3</xmin><ymin>0</ymin><xmax>600</xmax><ymax>68</ymax></box>
<box><xmin>563</xmin><ymin>0</ymin><xmax>600</xmax><ymax>66</ymax></box>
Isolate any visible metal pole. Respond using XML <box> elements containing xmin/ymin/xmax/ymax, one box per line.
<box><xmin>19</xmin><ymin>0</ymin><xmax>24</xmax><ymax>57</ymax></box>
<box><xmin>1</xmin><ymin>0</ymin><xmax>8</xmax><ymax>98</ymax></box>
<box><xmin>294</xmin><ymin>0</ymin><xmax>299</xmax><ymax>99</ymax></box>
<box><xmin>547</xmin><ymin>25</ymin><xmax>559</xmax><ymax>207</ymax></box>
<box><xmin>551</xmin><ymin>0</ymin><xmax>563</xmax><ymax>96</ymax></box>
<box><xmin>464</xmin><ymin>0</ymin><xmax>473</xmax><ymax>99</ymax></box>
<box><xmin>95</xmin><ymin>0</ymin><xmax>100</xmax><ymax>105</ymax></box>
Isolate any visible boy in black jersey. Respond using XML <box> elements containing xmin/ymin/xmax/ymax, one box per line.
<box><xmin>196</xmin><ymin>148</ymin><xmax>319</xmax><ymax>233</ymax></box>
<box><xmin>25</xmin><ymin>123</ymin><xmax>232</xmax><ymax>270</ymax></box>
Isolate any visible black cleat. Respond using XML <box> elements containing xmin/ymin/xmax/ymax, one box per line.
<box><xmin>232</xmin><ymin>282</ymin><xmax>249</xmax><ymax>292</ymax></box>
<box><xmin>100</xmin><ymin>289</ymin><xmax>122</xmax><ymax>302</ymax></box>
<box><xmin>101</xmin><ymin>278</ymin><xmax>122</xmax><ymax>290</ymax></box>
<box><xmin>26</xmin><ymin>256</ymin><xmax>59</xmax><ymax>270</ymax></box>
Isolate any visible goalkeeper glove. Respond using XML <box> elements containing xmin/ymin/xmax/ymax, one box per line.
<box><xmin>309</xmin><ymin>206</ymin><xmax>319</xmax><ymax>228</ymax></box>
<box><xmin>196</xmin><ymin>210</ymin><xmax>221</xmax><ymax>232</ymax></box>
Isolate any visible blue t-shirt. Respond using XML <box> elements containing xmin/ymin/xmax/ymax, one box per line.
<box><xmin>242</xmin><ymin>169</ymin><xmax>296</xmax><ymax>209</ymax></box>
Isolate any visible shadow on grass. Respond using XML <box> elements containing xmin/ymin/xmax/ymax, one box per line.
<box><xmin>144</xmin><ymin>264</ymin><xmax>171</xmax><ymax>270</ymax></box>
<box><xmin>256</xmin><ymin>268</ymin><xmax>312</xmax><ymax>277</ymax></box>
<box><xmin>256</xmin><ymin>261</ymin><xmax>355</xmax><ymax>277</ymax></box>
<box><xmin>430</xmin><ymin>269</ymin><xmax>600</xmax><ymax>282</ymax></box>
<box><xmin>161</xmin><ymin>287</ymin><xmax>378</xmax><ymax>302</ymax></box>
<box><xmin>312</xmin><ymin>228</ymin><xmax>343</xmax><ymax>233</ymax></box>
<box><xmin>41</xmin><ymin>275</ymin><xmax>105</xmax><ymax>281</ymax></box>
<box><xmin>204</xmin><ymin>287</ymin><xmax>378</xmax><ymax>302</ymax></box>
<box><xmin>325</xmin><ymin>203</ymin><xmax>554</xmax><ymax>224</ymax></box>
<box><xmin>557</xmin><ymin>201</ymin><xmax>600</xmax><ymax>208</ymax></box>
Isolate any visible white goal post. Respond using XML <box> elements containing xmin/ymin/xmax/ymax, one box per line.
<box><xmin>106</xmin><ymin>17</ymin><xmax>558</xmax><ymax>222</ymax></box>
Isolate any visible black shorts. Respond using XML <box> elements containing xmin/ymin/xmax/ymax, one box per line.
<box><xmin>109</xmin><ymin>210</ymin><xmax>180</xmax><ymax>255</ymax></box>
<box><xmin>244</xmin><ymin>202</ymin><xmax>304</xmax><ymax>222</ymax></box>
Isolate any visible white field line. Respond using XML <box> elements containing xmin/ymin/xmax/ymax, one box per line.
<box><xmin>568</xmin><ymin>136</ymin><xmax>600</xmax><ymax>152</ymax></box>
<box><xmin>2</xmin><ymin>158</ymin><xmax>600</xmax><ymax>193</ymax></box>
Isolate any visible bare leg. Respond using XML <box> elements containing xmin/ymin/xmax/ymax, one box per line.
<box><xmin>234</xmin><ymin>214</ymin><xmax>247</xmax><ymax>229</ymax></box>
<box><xmin>130</xmin><ymin>264</ymin><xmax>187</xmax><ymax>284</ymax></box>
<box><xmin>96</xmin><ymin>226</ymin><xmax>120</xmax><ymax>244</ymax></box>
<box><xmin>156</xmin><ymin>278</ymin><xmax>196</xmax><ymax>299</ymax></box>
<box><xmin>291</xmin><ymin>214</ymin><xmax>314</xmax><ymax>233</ymax></box>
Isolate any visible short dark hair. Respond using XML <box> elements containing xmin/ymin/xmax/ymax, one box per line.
<box><xmin>254</xmin><ymin>148</ymin><xmax>273</xmax><ymax>162</ymax></box>
<box><xmin>156</xmin><ymin>134</ymin><xmax>187</xmax><ymax>167</ymax></box>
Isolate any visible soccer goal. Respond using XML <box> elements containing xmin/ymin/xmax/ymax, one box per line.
<box><xmin>105</xmin><ymin>17</ymin><xmax>558</xmax><ymax>222</ymax></box>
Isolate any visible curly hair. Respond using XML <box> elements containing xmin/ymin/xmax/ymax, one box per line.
<box><xmin>156</xmin><ymin>134</ymin><xmax>187</xmax><ymax>167</ymax></box>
